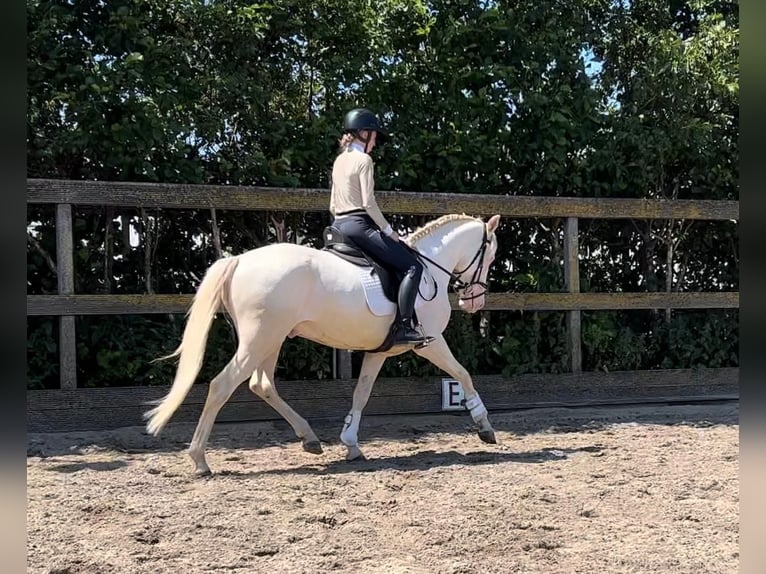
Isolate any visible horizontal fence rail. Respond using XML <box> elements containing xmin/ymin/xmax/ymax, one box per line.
<box><xmin>27</xmin><ymin>292</ymin><xmax>740</xmax><ymax>316</ymax></box>
<box><xmin>27</xmin><ymin>178</ymin><xmax>740</xmax><ymax>220</ymax></box>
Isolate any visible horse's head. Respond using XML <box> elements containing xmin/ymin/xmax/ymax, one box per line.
<box><xmin>453</xmin><ymin>214</ymin><xmax>501</xmax><ymax>314</ymax></box>
<box><xmin>406</xmin><ymin>213</ymin><xmax>501</xmax><ymax>314</ymax></box>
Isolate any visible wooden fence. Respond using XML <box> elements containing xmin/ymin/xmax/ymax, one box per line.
<box><xmin>26</xmin><ymin>179</ymin><xmax>739</xmax><ymax>432</ymax></box>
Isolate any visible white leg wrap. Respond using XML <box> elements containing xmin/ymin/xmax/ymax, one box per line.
<box><xmin>464</xmin><ymin>394</ymin><xmax>488</xmax><ymax>422</ymax></box>
<box><xmin>340</xmin><ymin>410</ymin><xmax>360</xmax><ymax>446</ymax></box>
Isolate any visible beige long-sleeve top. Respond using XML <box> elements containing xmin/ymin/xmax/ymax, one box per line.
<box><xmin>329</xmin><ymin>147</ymin><xmax>393</xmax><ymax>235</ymax></box>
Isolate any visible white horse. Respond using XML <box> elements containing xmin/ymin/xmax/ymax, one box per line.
<box><xmin>145</xmin><ymin>213</ymin><xmax>502</xmax><ymax>475</ymax></box>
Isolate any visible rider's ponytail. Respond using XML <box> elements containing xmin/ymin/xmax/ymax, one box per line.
<box><xmin>338</xmin><ymin>132</ymin><xmax>355</xmax><ymax>152</ymax></box>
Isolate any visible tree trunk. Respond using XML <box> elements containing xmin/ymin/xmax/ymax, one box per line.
<box><xmin>121</xmin><ymin>213</ymin><xmax>132</xmax><ymax>256</ymax></box>
<box><xmin>548</xmin><ymin>218</ymin><xmax>562</xmax><ymax>272</ymax></box>
<box><xmin>665</xmin><ymin>237</ymin><xmax>673</xmax><ymax>323</ymax></box>
<box><xmin>306</xmin><ymin>41</ymin><xmax>314</xmax><ymax>120</ymax></box>
<box><xmin>141</xmin><ymin>208</ymin><xmax>155</xmax><ymax>294</ymax></box>
<box><xmin>211</xmin><ymin>208</ymin><xmax>223</xmax><ymax>259</ymax></box>
<box><xmin>104</xmin><ymin>207</ymin><xmax>114</xmax><ymax>293</ymax></box>
<box><xmin>27</xmin><ymin>232</ymin><xmax>58</xmax><ymax>277</ymax></box>
<box><xmin>641</xmin><ymin>224</ymin><xmax>658</xmax><ymax>292</ymax></box>
<box><xmin>271</xmin><ymin>214</ymin><xmax>287</xmax><ymax>243</ymax></box>
<box><xmin>637</xmin><ymin>220</ymin><xmax>659</xmax><ymax>320</ymax></box>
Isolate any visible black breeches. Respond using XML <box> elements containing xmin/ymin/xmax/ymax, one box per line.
<box><xmin>333</xmin><ymin>214</ymin><xmax>423</xmax><ymax>282</ymax></box>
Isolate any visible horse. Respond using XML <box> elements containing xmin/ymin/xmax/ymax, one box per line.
<box><xmin>144</xmin><ymin>213</ymin><xmax>502</xmax><ymax>475</ymax></box>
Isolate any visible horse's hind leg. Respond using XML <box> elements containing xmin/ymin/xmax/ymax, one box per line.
<box><xmin>188</xmin><ymin>321</ymin><xmax>287</xmax><ymax>476</ymax></box>
<box><xmin>188</xmin><ymin>350</ymin><xmax>258</xmax><ymax>476</ymax></box>
<box><xmin>248</xmin><ymin>350</ymin><xmax>322</xmax><ymax>455</ymax></box>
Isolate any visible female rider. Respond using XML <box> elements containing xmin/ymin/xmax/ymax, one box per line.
<box><xmin>329</xmin><ymin>108</ymin><xmax>426</xmax><ymax>346</ymax></box>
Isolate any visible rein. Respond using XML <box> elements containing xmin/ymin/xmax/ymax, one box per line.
<box><xmin>404</xmin><ymin>224</ymin><xmax>491</xmax><ymax>302</ymax></box>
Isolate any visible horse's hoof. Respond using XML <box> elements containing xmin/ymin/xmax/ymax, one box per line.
<box><xmin>346</xmin><ymin>445</ymin><xmax>366</xmax><ymax>461</ymax></box>
<box><xmin>194</xmin><ymin>467</ymin><xmax>212</xmax><ymax>478</ymax></box>
<box><xmin>478</xmin><ymin>430</ymin><xmax>497</xmax><ymax>444</ymax></box>
<box><xmin>303</xmin><ymin>440</ymin><xmax>323</xmax><ymax>455</ymax></box>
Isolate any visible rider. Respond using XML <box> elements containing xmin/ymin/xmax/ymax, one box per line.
<box><xmin>329</xmin><ymin>107</ymin><xmax>427</xmax><ymax>346</ymax></box>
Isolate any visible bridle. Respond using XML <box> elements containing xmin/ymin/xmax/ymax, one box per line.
<box><xmin>404</xmin><ymin>224</ymin><xmax>493</xmax><ymax>303</ymax></box>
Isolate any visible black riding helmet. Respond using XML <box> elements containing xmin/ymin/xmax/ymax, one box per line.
<box><xmin>343</xmin><ymin>108</ymin><xmax>389</xmax><ymax>144</ymax></box>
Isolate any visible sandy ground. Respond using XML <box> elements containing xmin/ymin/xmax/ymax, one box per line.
<box><xmin>27</xmin><ymin>402</ymin><xmax>739</xmax><ymax>574</ymax></box>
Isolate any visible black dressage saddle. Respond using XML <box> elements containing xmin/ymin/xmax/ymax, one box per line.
<box><xmin>321</xmin><ymin>226</ymin><xmax>399</xmax><ymax>303</ymax></box>
<box><xmin>321</xmin><ymin>225</ymin><xmax>430</xmax><ymax>353</ymax></box>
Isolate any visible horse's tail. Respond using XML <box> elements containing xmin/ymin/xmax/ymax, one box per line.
<box><xmin>144</xmin><ymin>256</ymin><xmax>240</xmax><ymax>436</ymax></box>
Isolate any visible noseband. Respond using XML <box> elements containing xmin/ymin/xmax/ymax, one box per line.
<box><xmin>405</xmin><ymin>225</ymin><xmax>492</xmax><ymax>303</ymax></box>
<box><xmin>450</xmin><ymin>225</ymin><xmax>491</xmax><ymax>301</ymax></box>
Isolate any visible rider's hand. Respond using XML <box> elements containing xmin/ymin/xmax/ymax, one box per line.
<box><xmin>390</xmin><ymin>233</ymin><xmax>400</xmax><ymax>242</ymax></box>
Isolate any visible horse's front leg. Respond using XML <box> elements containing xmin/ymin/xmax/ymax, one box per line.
<box><xmin>340</xmin><ymin>352</ymin><xmax>387</xmax><ymax>461</ymax></box>
<box><xmin>414</xmin><ymin>335</ymin><xmax>496</xmax><ymax>444</ymax></box>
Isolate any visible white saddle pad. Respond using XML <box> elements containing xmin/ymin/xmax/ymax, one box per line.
<box><xmin>356</xmin><ymin>267</ymin><xmax>430</xmax><ymax>317</ymax></box>
<box><xmin>357</xmin><ymin>267</ymin><xmax>396</xmax><ymax>316</ymax></box>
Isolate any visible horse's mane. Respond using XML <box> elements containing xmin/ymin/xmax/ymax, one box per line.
<box><xmin>405</xmin><ymin>214</ymin><xmax>482</xmax><ymax>245</ymax></box>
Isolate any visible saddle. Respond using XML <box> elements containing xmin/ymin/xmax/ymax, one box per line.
<box><xmin>321</xmin><ymin>226</ymin><xmax>410</xmax><ymax>354</ymax></box>
<box><xmin>321</xmin><ymin>226</ymin><xmax>399</xmax><ymax>303</ymax></box>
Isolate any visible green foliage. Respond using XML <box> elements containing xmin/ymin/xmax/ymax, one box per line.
<box><xmin>652</xmin><ymin>310</ymin><xmax>739</xmax><ymax>369</ymax></box>
<box><xmin>591</xmin><ymin>0</ymin><xmax>738</xmax><ymax>201</ymax></box>
<box><xmin>27</xmin><ymin>318</ymin><xmax>59</xmax><ymax>389</ymax></box>
<box><xmin>74</xmin><ymin>315</ymin><xmax>184</xmax><ymax>387</ymax></box>
<box><xmin>27</xmin><ymin>0</ymin><xmax>738</xmax><ymax>388</ymax></box>
<box><xmin>493</xmin><ymin>312</ymin><xmax>570</xmax><ymax>376</ymax></box>
<box><xmin>581</xmin><ymin>309</ymin><xmax>739</xmax><ymax>372</ymax></box>
<box><xmin>582</xmin><ymin>311</ymin><xmax>648</xmax><ymax>372</ymax></box>
<box><xmin>66</xmin><ymin>314</ymin><xmax>333</xmax><ymax>388</ymax></box>
<box><xmin>276</xmin><ymin>338</ymin><xmax>334</xmax><ymax>381</ymax></box>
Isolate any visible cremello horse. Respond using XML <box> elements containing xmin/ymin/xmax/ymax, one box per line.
<box><xmin>145</xmin><ymin>213</ymin><xmax>501</xmax><ymax>475</ymax></box>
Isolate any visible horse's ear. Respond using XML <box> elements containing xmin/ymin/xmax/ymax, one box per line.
<box><xmin>487</xmin><ymin>214</ymin><xmax>501</xmax><ymax>232</ymax></box>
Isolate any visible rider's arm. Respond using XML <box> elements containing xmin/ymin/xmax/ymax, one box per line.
<box><xmin>359</xmin><ymin>156</ymin><xmax>394</xmax><ymax>236</ymax></box>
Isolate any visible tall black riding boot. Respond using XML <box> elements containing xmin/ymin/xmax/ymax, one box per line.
<box><xmin>393</xmin><ymin>266</ymin><xmax>427</xmax><ymax>345</ymax></box>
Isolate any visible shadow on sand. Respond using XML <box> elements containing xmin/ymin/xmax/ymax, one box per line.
<box><xmin>45</xmin><ymin>460</ymin><xmax>129</xmax><ymax>473</ymax></box>
<box><xmin>210</xmin><ymin>444</ymin><xmax>605</xmax><ymax>479</ymax></box>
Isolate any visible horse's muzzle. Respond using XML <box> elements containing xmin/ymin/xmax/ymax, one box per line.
<box><xmin>458</xmin><ymin>286</ymin><xmax>486</xmax><ymax>313</ymax></box>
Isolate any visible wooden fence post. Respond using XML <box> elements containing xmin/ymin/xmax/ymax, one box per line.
<box><xmin>56</xmin><ymin>204</ymin><xmax>77</xmax><ymax>389</ymax></box>
<box><xmin>334</xmin><ymin>349</ymin><xmax>353</xmax><ymax>379</ymax></box>
<box><xmin>564</xmin><ymin>217</ymin><xmax>582</xmax><ymax>373</ymax></box>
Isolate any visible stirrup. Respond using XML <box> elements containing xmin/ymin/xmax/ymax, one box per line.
<box><xmin>414</xmin><ymin>336</ymin><xmax>435</xmax><ymax>350</ymax></box>
<box><xmin>392</xmin><ymin>322</ymin><xmax>432</xmax><ymax>348</ymax></box>
<box><xmin>392</xmin><ymin>331</ymin><xmax>425</xmax><ymax>345</ymax></box>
